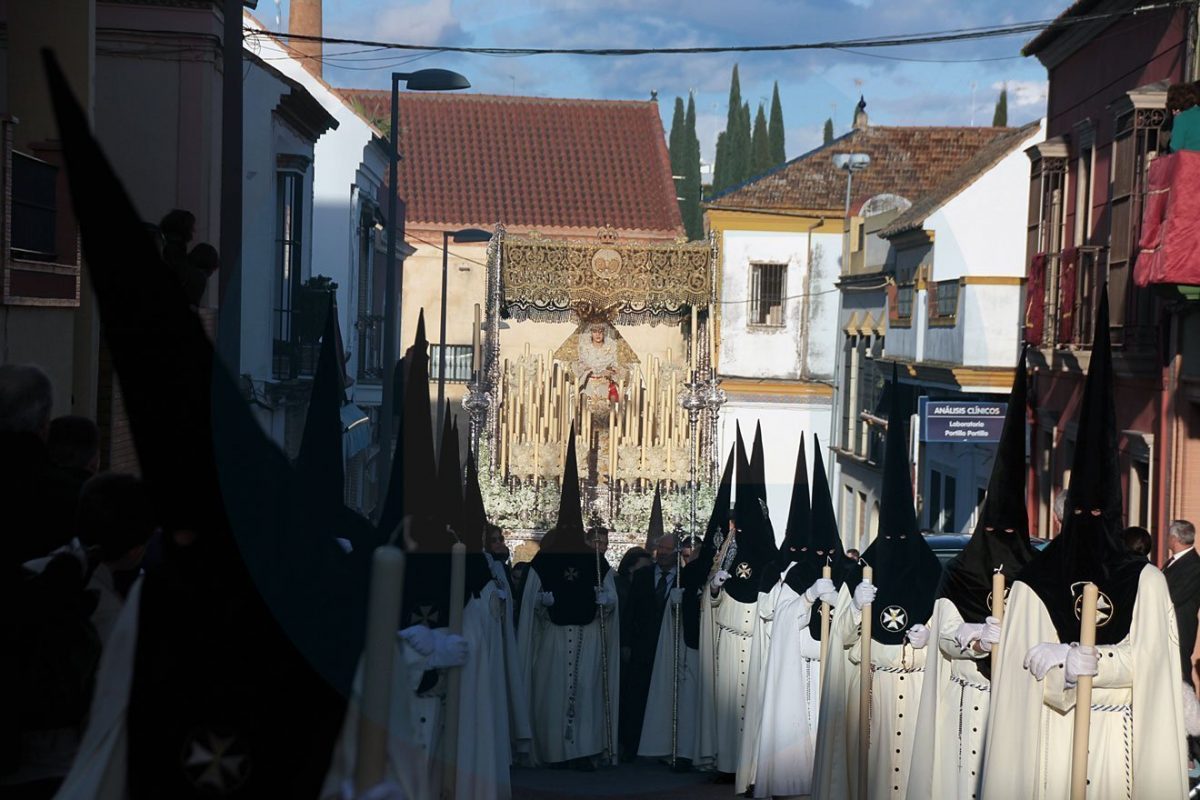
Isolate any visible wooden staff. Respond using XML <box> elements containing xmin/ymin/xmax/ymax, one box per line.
<box><xmin>858</xmin><ymin>565</ymin><xmax>873</xmax><ymax>800</ymax></box>
<box><xmin>671</xmin><ymin>538</ymin><xmax>683</xmax><ymax>768</ymax></box>
<box><xmin>991</xmin><ymin>570</ymin><xmax>1005</xmax><ymax>670</ymax></box>
<box><xmin>820</xmin><ymin>561</ymin><xmax>833</xmax><ymax>668</ymax></box>
<box><xmin>1069</xmin><ymin>582</ymin><xmax>1099</xmax><ymax>800</ymax></box>
<box><xmin>441</xmin><ymin>542</ymin><xmax>467</xmax><ymax>799</ymax></box>
<box><xmin>354</xmin><ymin>544</ymin><xmax>406</xmax><ymax>792</ymax></box>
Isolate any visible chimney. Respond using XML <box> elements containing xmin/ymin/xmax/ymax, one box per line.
<box><xmin>289</xmin><ymin>0</ymin><xmax>322</xmax><ymax>79</ymax></box>
<box><xmin>853</xmin><ymin>95</ymin><xmax>868</xmax><ymax>131</ymax></box>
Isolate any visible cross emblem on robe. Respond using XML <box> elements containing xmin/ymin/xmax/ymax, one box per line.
<box><xmin>411</xmin><ymin>604</ymin><xmax>439</xmax><ymax>626</ymax></box>
<box><xmin>564</xmin><ymin>567</ymin><xmax>579</xmax><ymax>582</ymax></box>
<box><xmin>181</xmin><ymin>727</ymin><xmax>251</xmax><ymax>794</ymax></box>
<box><xmin>880</xmin><ymin>605</ymin><xmax>908</xmax><ymax>632</ymax></box>
<box><xmin>735</xmin><ymin>562</ymin><xmax>752</xmax><ymax>579</ymax></box>
<box><xmin>1072</xmin><ymin>583</ymin><xmax>1113</xmax><ymax>627</ymax></box>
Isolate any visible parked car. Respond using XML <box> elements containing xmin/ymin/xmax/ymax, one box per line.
<box><xmin>923</xmin><ymin>533</ymin><xmax>1051</xmax><ymax>567</ymax></box>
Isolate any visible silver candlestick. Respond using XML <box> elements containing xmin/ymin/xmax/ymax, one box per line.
<box><xmin>703</xmin><ymin>375</ymin><xmax>727</xmax><ymax>484</ymax></box>
<box><xmin>462</xmin><ymin>378</ymin><xmax>492</xmax><ymax>459</ymax></box>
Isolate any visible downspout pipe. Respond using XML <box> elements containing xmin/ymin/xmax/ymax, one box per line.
<box><xmin>799</xmin><ymin>217</ymin><xmax>824</xmax><ymax>380</ymax></box>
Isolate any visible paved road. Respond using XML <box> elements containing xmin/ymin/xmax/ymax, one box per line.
<box><xmin>511</xmin><ymin>760</ymin><xmax>735</xmax><ymax>799</ymax></box>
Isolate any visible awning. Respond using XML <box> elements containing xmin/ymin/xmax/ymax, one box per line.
<box><xmin>341</xmin><ymin>403</ymin><xmax>371</xmax><ymax>461</ymax></box>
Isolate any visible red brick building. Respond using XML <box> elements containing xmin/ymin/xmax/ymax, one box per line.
<box><xmin>1022</xmin><ymin>0</ymin><xmax>1199</xmax><ymax>557</ymax></box>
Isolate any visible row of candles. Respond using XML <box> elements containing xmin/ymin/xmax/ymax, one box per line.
<box><xmin>497</xmin><ymin>345</ymin><xmax>705</xmax><ymax>484</ymax></box>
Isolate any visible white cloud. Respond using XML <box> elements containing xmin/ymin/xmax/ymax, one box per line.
<box><xmin>376</xmin><ymin>0</ymin><xmax>464</xmax><ymax>45</ymax></box>
<box><xmin>993</xmin><ymin>79</ymin><xmax>1049</xmax><ymax>109</ymax></box>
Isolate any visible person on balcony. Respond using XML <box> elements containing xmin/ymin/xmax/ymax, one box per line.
<box><xmin>1165</xmin><ymin>83</ymin><xmax>1200</xmax><ymax>153</ymax></box>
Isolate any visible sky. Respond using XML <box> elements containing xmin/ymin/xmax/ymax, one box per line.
<box><xmin>263</xmin><ymin>0</ymin><xmax>1057</xmax><ymax>164</ymax></box>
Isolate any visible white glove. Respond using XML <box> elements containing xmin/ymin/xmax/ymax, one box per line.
<box><xmin>710</xmin><ymin>569</ymin><xmax>731</xmax><ymax>590</ymax></box>
<box><xmin>538</xmin><ymin>591</ymin><xmax>556</xmax><ymax>607</ymax></box>
<box><xmin>398</xmin><ymin>624</ymin><xmax>435</xmax><ymax>656</ymax></box>
<box><xmin>594</xmin><ymin>586</ymin><xmax>617</xmax><ymax>608</ymax></box>
<box><xmin>906</xmin><ymin>624</ymin><xmax>930</xmax><ymax>649</ymax></box>
<box><xmin>1024</xmin><ymin>642</ymin><xmax>1070</xmax><ymax>680</ymax></box>
<box><xmin>496</xmin><ymin>588</ymin><xmax>509</xmax><ymax>602</ymax></box>
<box><xmin>978</xmin><ymin>616</ymin><xmax>1002</xmax><ymax>653</ymax></box>
<box><xmin>669</xmin><ymin>586</ymin><xmax>684</xmax><ymax>606</ymax></box>
<box><xmin>1064</xmin><ymin>644</ymin><xmax>1099</xmax><ymax>687</ymax></box>
<box><xmin>340</xmin><ymin>779</ymin><xmax>407</xmax><ymax>800</ymax></box>
<box><xmin>805</xmin><ymin>578</ymin><xmax>838</xmax><ymax>605</ymax></box>
<box><xmin>852</xmin><ymin>581</ymin><xmax>877</xmax><ymax>611</ymax></box>
<box><xmin>954</xmin><ymin>622</ymin><xmax>986</xmax><ymax>652</ymax></box>
<box><xmin>428</xmin><ymin>631</ymin><xmax>469</xmax><ymax>669</ymax></box>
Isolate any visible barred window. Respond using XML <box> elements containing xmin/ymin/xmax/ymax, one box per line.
<box><xmin>896</xmin><ymin>284</ymin><xmax>914</xmax><ymax>319</ymax></box>
<box><xmin>273</xmin><ymin>171</ymin><xmax>305</xmax><ymax>379</ymax></box>
<box><xmin>429</xmin><ymin>344</ymin><xmax>474</xmax><ymax>382</ymax></box>
<box><xmin>749</xmin><ymin>262</ymin><xmax>786</xmax><ymax>327</ymax></box>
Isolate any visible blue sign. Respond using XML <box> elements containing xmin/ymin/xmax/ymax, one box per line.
<box><xmin>920</xmin><ymin>398</ymin><xmax>1007</xmax><ymax>443</ymax></box>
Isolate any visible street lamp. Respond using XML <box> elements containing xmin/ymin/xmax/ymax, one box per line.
<box><xmin>378</xmin><ymin>68</ymin><xmax>471</xmax><ymax>519</ymax></box>
<box><xmin>437</xmin><ymin>228</ymin><xmax>493</xmax><ymax>442</ymax></box>
<box><xmin>833</xmin><ymin>152</ymin><xmax>871</xmax><ymax>218</ymax></box>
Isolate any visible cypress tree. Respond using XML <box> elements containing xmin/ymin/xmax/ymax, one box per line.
<box><xmin>768</xmin><ymin>82</ymin><xmax>786</xmax><ymax>165</ymax></box>
<box><xmin>992</xmin><ymin>86</ymin><xmax>1008</xmax><ymax>127</ymax></box>
<box><xmin>823</xmin><ymin>117</ymin><xmax>834</xmax><ymax>145</ymax></box>
<box><xmin>736</xmin><ymin>101</ymin><xmax>752</xmax><ymax>184</ymax></box>
<box><xmin>683</xmin><ymin>93</ymin><xmax>703</xmax><ymax>239</ymax></box>
<box><xmin>713</xmin><ymin>131</ymin><xmax>728</xmax><ymax>195</ymax></box>
<box><xmin>668</xmin><ymin>96</ymin><xmax>685</xmax><ymax>184</ymax></box>
<box><xmin>751</xmin><ymin>103</ymin><xmax>771</xmax><ymax>175</ymax></box>
<box><xmin>713</xmin><ymin>65</ymin><xmax>743</xmax><ymax>193</ymax></box>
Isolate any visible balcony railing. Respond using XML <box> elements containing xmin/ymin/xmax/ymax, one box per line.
<box><xmin>356</xmin><ymin>313</ymin><xmax>384</xmax><ymax>384</ymax></box>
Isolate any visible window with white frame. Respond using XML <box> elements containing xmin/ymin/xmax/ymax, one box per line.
<box><xmin>273</xmin><ymin>171</ymin><xmax>305</xmax><ymax>379</ymax></box>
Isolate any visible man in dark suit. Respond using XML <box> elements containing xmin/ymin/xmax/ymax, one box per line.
<box><xmin>1164</xmin><ymin>519</ymin><xmax>1200</xmax><ymax>686</ymax></box>
<box><xmin>619</xmin><ymin>531</ymin><xmax>678</xmax><ymax>760</ymax></box>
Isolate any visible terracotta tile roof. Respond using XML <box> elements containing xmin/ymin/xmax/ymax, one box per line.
<box><xmin>880</xmin><ymin>121</ymin><xmax>1041</xmax><ymax>238</ymax></box>
<box><xmin>337</xmin><ymin>90</ymin><xmax>683</xmax><ymax>238</ymax></box>
<box><xmin>706</xmin><ymin>125</ymin><xmax>1013</xmax><ymax>215</ymax></box>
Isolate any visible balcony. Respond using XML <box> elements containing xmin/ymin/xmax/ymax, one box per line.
<box><xmin>1</xmin><ymin>118</ymin><xmax>81</xmax><ymax>307</ymax></box>
<box><xmin>272</xmin><ymin>279</ymin><xmax>336</xmax><ymax>381</ymax></box>
<box><xmin>355</xmin><ymin>313</ymin><xmax>384</xmax><ymax>384</ymax></box>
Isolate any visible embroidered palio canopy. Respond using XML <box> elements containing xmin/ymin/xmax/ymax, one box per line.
<box><xmin>496</xmin><ymin>229</ymin><xmax>714</xmax><ymax>324</ymax></box>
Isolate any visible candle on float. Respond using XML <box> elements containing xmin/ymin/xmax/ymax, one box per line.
<box><xmin>690</xmin><ymin>305</ymin><xmax>698</xmax><ymax>374</ymax></box>
<box><xmin>609</xmin><ymin>408</ymin><xmax>617</xmax><ymax>480</ymax></box>
<box><xmin>354</xmin><ymin>543</ymin><xmax>406</xmax><ymax>792</ymax></box>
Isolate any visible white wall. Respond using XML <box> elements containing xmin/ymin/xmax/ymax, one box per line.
<box><xmin>718</xmin><ymin>229</ymin><xmax>841</xmax><ymax>381</ymax></box>
<box><xmin>717</xmin><ymin>400</ymin><xmax>833</xmax><ymax>540</ymax></box>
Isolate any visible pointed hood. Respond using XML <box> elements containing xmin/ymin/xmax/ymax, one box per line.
<box><xmin>1017</xmin><ymin>288</ymin><xmax>1144</xmax><ymax>645</ymax></box>
<box><xmin>751</xmin><ymin>421</ymin><xmax>768</xmax><ymax>506</ymax></box>
<box><xmin>462</xmin><ymin>444</ymin><xmax>489</xmax><ymax>554</ymax></box>
<box><xmin>725</xmin><ymin>421</ymin><xmax>777</xmax><ymax>603</ymax></box>
<box><xmin>860</xmin><ymin>364</ymin><xmax>942</xmax><ymax>645</ymax></box>
<box><xmin>780</xmin><ymin>436</ymin><xmax>811</xmax><ymax>559</ymax></box>
<box><xmin>785</xmin><ymin>435</ymin><xmax>850</xmax><ymax>640</ymax></box>
<box><xmin>645</xmin><ymin>483</ymin><xmax>665</xmax><ymax>549</ymax></box>
<box><xmin>940</xmin><ymin>348</ymin><xmax>1038</xmax><ymax>636</ymax></box>
<box><xmin>530</xmin><ymin>425</ymin><xmax>609</xmax><ymax>625</ymax></box>
<box><xmin>693</xmin><ymin>442</ymin><xmax>735</xmax><ymax>579</ymax></box>
<box><xmin>44</xmin><ymin>51</ymin><xmax>370</xmax><ymax>796</ymax></box>
<box><xmin>296</xmin><ymin>293</ymin><xmax>345</xmax><ymax>517</ymax></box>
<box><xmin>435</xmin><ymin>405</ymin><xmax>463</xmax><ymax>547</ymax></box>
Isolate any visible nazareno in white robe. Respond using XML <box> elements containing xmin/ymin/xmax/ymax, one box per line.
<box><xmin>979</xmin><ymin>568</ymin><xmax>1187</xmax><ymax>800</ymax></box>
<box><xmin>906</xmin><ymin>597</ymin><xmax>993</xmax><ymax>800</ymax></box>
<box><xmin>812</xmin><ymin>585</ymin><xmax>928</xmax><ymax>800</ymax></box>
<box><xmin>746</xmin><ymin>577</ymin><xmax>825</xmax><ymax>798</ymax></box>
<box><xmin>488</xmin><ymin>557</ymin><xmax>532</xmax><ymax>763</ymax></box>
<box><xmin>736</xmin><ymin>576</ymin><xmax>785</xmax><ymax>793</ymax></box>
<box><xmin>700</xmin><ymin>584</ymin><xmax>759</xmax><ymax>774</ymax></box>
<box><xmin>516</xmin><ymin>567</ymin><xmax>620</xmax><ymax>765</ymax></box>
<box><xmin>812</xmin><ymin>584</ymin><xmax>857</xmax><ymax>800</ymax></box>
<box><xmin>637</xmin><ymin>592</ymin><xmax>701</xmax><ymax>763</ymax></box>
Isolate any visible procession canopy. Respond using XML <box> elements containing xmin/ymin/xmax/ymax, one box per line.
<box><xmin>499</xmin><ymin>227</ymin><xmax>714</xmax><ymax>325</ymax></box>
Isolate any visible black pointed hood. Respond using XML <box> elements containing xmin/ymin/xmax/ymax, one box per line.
<box><xmin>781</xmin><ymin>436</ymin><xmax>811</xmax><ymax>559</ymax></box>
<box><xmin>685</xmin><ymin>442</ymin><xmax>735</xmax><ymax>632</ymax></box>
<box><xmin>786</xmin><ymin>436</ymin><xmax>849</xmax><ymax>640</ymax></box>
<box><xmin>725</xmin><ymin>422</ymin><xmax>777</xmax><ymax>603</ymax></box>
<box><xmin>645</xmin><ymin>483</ymin><xmax>665</xmax><ymax>549</ymax></box>
<box><xmin>435</xmin><ymin>404</ymin><xmax>463</xmax><ymax>546</ymax></box>
<box><xmin>296</xmin><ymin>293</ymin><xmax>345</xmax><ymax>517</ymax></box>
<box><xmin>860</xmin><ymin>364</ymin><xmax>942</xmax><ymax>645</ymax></box>
<box><xmin>531</xmin><ymin>426</ymin><xmax>609</xmax><ymax>625</ymax></box>
<box><xmin>751</xmin><ymin>422</ymin><xmax>768</xmax><ymax>506</ymax></box>
<box><xmin>43</xmin><ymin>51</ymin><xmax>370</xmax><ymax>797</ymax></box>
<box><xmin>462</xmin><ymin>443</ymin><xmax>488</xmax><ymax>555</ymax></box>
<box><xmin>1016</xmin><ymin>289</ymin><xmax>1144</xmax><ymax>645</ymax></box>
<box><xmin>940</xmin><ymin>348</ymin><xmax>1038</xmax><ymax>635</ymax></box>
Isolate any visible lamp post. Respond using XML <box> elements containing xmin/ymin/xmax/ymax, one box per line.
<box><xmin>378</xmin><ymin>68</ymin><xmax>471</xmax><ymax>517</ymax></box>
<box><xmin>827</xmin><ymin>152</ymin><xmax>870</xmax><ymax>490</ymax></box>
<box><xmin>437</xmin><ymin>228</ymin><xmax>493</xmax><ymax>442</ymax></box>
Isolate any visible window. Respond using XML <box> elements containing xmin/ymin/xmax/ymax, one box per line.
<box><xmin>273</xmin><ymin>171</ymin><xmax>305</xmax><ymax>379</ymax></box>
<box><xmin>857</xmin><ymin>491</ymin><xmax>868</xmax><ymax>547</ymax></box>
<box><xmin>843</xmin><ymin>485</ymin><xmax>857</xmax><ymax>546</ymax></box>
<box><xmin>749</xmin><ymin>262</ymin><xmax>786</xmax><ymax>327</ymax></box>
<box><xmin>896</xmin><ymin>284</ymin><xmax>914</xmax><ymax>320</ymax></box>
<box><xmin>11</xmin><ymin>151</ymin><xmax>58</xmax><ymax>261</ymax></box>
<box><xmin>929</xmin><ymin>280</ymin><xmax>959</xmax><ymax>322</ymax></box>
<box><xmin>429</xmin><ymin>344</ymin><xmax>474</xmax><ymax>382</ymax></box>
<box><xmin>927</xmin><ymin>469</ymin><xmax>957</xmax><ymax>532</ymax></box>
<box><xmin>356</xmin><ymin>209</ymin><xmax>384</xmax><ymax>383</ymax></box>
<box><xmin>929</xmin><ymin>469</ymin><xmax>942</xmax><ymax>530</ymax></box>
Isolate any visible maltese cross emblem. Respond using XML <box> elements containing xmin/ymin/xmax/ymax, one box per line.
<box><xmin>411</xmin><ymin>604</ymin><xmax>439</xmax><ymax>626</ymax></box>
<box><xmin>564</xmin><ymin>567</ymin><xmax>579</xmax><ymax>582</ymax></box>
<box><xmin>880</xmin><ymin>605</ymin><xmax>908</xmax><ymax>632</ymax></box>
<box><xmin>1071</xmin><ymin>583</ymin><xmax>1113</xmax><ymax>627</ymax></box>
<box><xmin>181</xmin><ymin>727</ymin><xmax>251</xmax><ymax>794</ymax></box>
<box><xmin>735</xmin><ymin>562</ymin><xmax>753</xmax><ymax>579</ymax></box>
